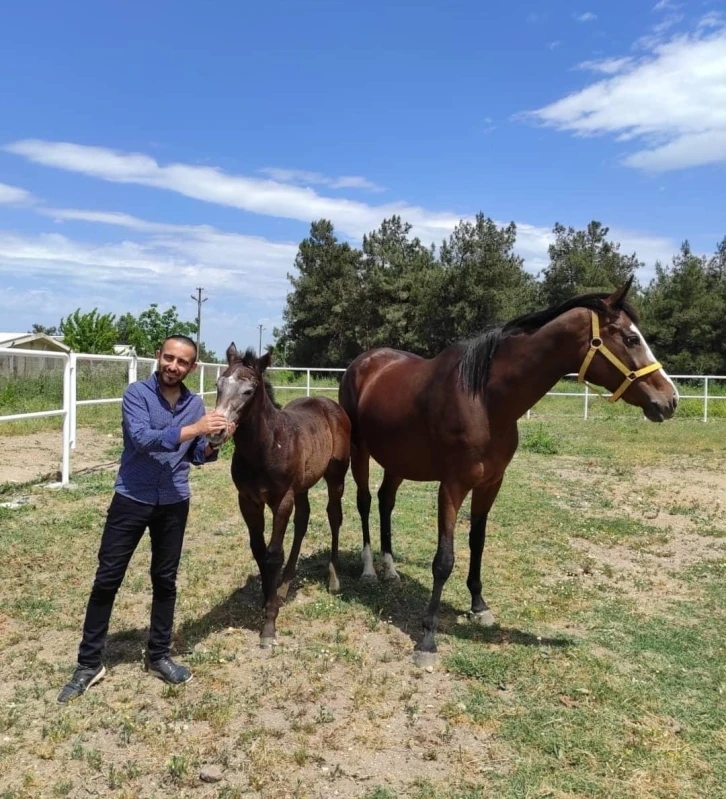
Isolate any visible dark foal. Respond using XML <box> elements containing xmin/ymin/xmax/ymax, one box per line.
<box><xmin>339</xmin><ymin>280</ymin><xmax>678</xmax><ymax>664</ymax></box>
<box><xmin>209</xmin><ymin>345</ymin><xmax>351</xmax><ymax>647</ymax></box>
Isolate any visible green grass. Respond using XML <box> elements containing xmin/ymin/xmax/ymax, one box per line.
<box><xmin>0</xmin><ymin>414</ymin><xmax>724</xmax><ymax>797</ymax></box>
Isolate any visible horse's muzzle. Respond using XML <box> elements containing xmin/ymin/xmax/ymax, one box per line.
<box><xmin>644</xmin><ymin>396</ymin><xmax>677</xmax><ymax>423</ymax></box>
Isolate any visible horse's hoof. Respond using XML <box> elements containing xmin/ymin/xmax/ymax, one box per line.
<box><xmin>469</xmin><ymin>609</ymin><xmax>496</xmax><ymax>627</ymax></box>
<box><xmin>383</xmin><ymin>571</ymin><xmax>401</xmax><ymax>583</ymax></box>
<box><xmin>360</xmin><ymin>572</ymin><xmax>378</xmax><ymax>583</ymax></box>
<box><xmin>259</xmin><ymin>636</ymin><xmax>277</xmax><ymax>649</ymax></box>
<box><xmin>277</xmin><ymin>583</ymin><xmax>290</xmax><ymax>601</ymax></box>
<box><xmin>412</xmin><ymin>650</ymin><xmax>437</xmax><ymax>669</ymax></box>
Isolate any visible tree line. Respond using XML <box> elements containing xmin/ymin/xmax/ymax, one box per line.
<box><xmin>31</xmin><ymin>304</ymin><xmax>217</xmax><ymax>362</ymax></box>
<box><xmin>275</xmin><ymin>216</ymin><xmax>726</xmax><ymax>375</ymax></box>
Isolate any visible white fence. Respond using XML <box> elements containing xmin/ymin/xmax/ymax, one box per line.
<box><xmin>1</xmin><ymin>346</ymin><xmax>724</xmax><ymax>486</ymax></box>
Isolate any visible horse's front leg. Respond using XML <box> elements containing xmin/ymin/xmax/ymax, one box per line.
<box><xmin>467</xmin><ymin>480</ymin><xmax>502</xmax><ymax>627</ymax></box>
<box><xmin>260</xmin><ymin>490</ymin><xmax>294</xmax><ymax>648</ymax></box>
<box><xmin>414</xmin><ymin>481</ymin><xmax>468</xmax><ymax>666</ymax></box>
<box><xmin>238</xmin><ymin>492</ymin><xmax>265</xmax><ymax>590</ymax></box>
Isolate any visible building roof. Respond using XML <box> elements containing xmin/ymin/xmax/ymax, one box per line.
<box><xmin>0</xmin><ymin>332</ymin><xmax>71</xmax><ymax>352</ymax></box>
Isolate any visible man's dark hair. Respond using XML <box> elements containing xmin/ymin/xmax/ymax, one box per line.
<box><xmin>161</xmin><ymin>335</ymin><xmax>198</xmax><ymax>360</ymax></box>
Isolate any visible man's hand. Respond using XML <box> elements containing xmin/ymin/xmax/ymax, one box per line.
<box><xmin>194</xmin><ymin>411</ymin><xmax>229</xmax><ymax>437</ymax></box>
<box><xmin>180</xmin><ymin>411</ymin><xmax>229</xmax><ymax>444</ymax></box>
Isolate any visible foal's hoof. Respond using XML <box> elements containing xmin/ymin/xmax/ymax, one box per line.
<box><xmin>360</xmin><ymin>572</ymin><xmax>378</xmax><ymax>583</ymax></box>
<box><xmin>412</xmin><ymin>650</ymin><xmax>437</xmax><ymax>669</ymax></box>
<box><xmin>469</xmin><ymin>609</ymin><xmax>496</xmax><ymax>627</ymax></box>
<box><xmin>259</xmin><ymin>636</ymin><xmax>278</xmax><ymax>650</ymax></box>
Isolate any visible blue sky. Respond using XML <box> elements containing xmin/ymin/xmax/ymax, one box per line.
<box><xmin>1</xmin><ymin>0</ymin><xmax>725</xmax><ymax>357</ymax></box>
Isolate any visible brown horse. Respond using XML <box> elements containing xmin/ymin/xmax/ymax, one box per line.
<box><xmin>339</xmin><ymin>280</ymin><xmax>678</xmax><ymax>664</ymax></box>
<box><xmin>209</xmin><ymin>345</ymin><xmax>351</xmax><ymax>647</ymax></box>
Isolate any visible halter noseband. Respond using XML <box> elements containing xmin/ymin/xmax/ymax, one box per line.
<box><xmin>577</xmin><ymin>310</ymin><xmax>662</xmax><ymax>403</ymax></box>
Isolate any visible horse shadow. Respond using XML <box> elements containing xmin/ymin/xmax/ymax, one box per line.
<box><xmin>99</xmin><ymin>548</ymin><xmax>573</xmax><ymax>663</ymax></box>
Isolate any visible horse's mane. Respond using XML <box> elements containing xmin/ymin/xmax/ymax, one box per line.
<box><xmin>230</xmin><ymin>346</ymin><xmax>281</xmax><ymax>409</ymax></box>
<box><xmin>458</xmin><ymin>292</ymin><xmax>640</xmax><ymax>399</ymax></box>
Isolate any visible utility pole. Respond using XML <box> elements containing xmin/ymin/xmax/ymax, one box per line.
<box><xmin>190</xmin><ymin>287</ymin><xmax>208</xmax><ymax>355</ymax></box>
<box><xmin>257</xmin><ymin>324</ymin><xmax>265</xmax><ymax>355</ymax></box>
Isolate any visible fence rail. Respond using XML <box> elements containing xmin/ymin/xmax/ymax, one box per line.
<box><xmin>1</xmin><ymin>347</ymin><xmax>725</xmax><ymax>486</ymax></box>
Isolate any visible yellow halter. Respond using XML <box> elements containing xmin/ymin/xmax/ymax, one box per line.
<box><xmin>578</xmin><ymin>310</ymin><xmax>662</xmax><ymax>403</ymax></box>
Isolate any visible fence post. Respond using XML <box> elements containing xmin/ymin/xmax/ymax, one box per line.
<box><xmin>61</xmin><ymin>354</ymin><xmax>72</xmax><ymax>485</ymax></box>
<box><xmin>306</xmin><ymin>369</ymin><xmax>311</xmax><ymax>397</ymax></box>
<box><xmin>584</xmin><ymin>383</ymin><xmax>589</xmax><ymax>420</ymax></box>
<box><xmin>128</xmin><ymin>350</ymin><xmax>138</xmax><ymax>386</ymax></box>
<box><xmin>199</xmin><ymin>363</ymin><xmax>205</xmax><ymax>399</ymax></box>
<box><xmin>69</xmin><ymin>352</ymin><xmax>78</xmax><ymax>450</ymax></box>
<box><xmin>704</xmin><ymin>377</ymin><xmax>709</xmax><ymax>423</ymax></box>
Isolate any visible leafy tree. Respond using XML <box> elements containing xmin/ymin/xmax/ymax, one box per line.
<box><xmin>60</xmin><ymin>308</ymin><xmax>117</xmax><ymax>353</ymax></box>
<box><xmin>539</xmin><ymin>221</ymin><xmax>642</xmax><ymax>306</ymax></box>
<box><xmin>358</xmin><ymin>216</ymin><xmax>441</xmax><ymax>354</ymax></box>
<box><xmin>116</xmin><ymin>304</ymin><xmax>197</xmax><ymax>357</ymax></box>
<box><xmin>639</xmin><ymin>241</ymin><xmax>726</xmax><ymax>374</ymax></box>
<box><xmin>30</xmin><ymin>323</ymin><xmax>59</xmax><ymax>336</ymax></box>
<box><xmin>276</xmin><ymin>220</ymin><xmax>362</xmax><ymax>367</ymax></box>
<box><xmin>433</xmin><ymin>214</ymin><xmax>538</xmax><ymax>348</ymax></box>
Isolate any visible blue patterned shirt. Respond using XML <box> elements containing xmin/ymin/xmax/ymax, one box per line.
<box><xmin>114</xmin><ymin>373</ymin><xmax>218</xmax><ymax>505</ymax></box>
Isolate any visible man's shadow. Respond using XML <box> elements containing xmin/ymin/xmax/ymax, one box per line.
<box><xmin>103</xmin><ymin>548</ymin><xmax>572</xmax><ymax>667</ymax></box>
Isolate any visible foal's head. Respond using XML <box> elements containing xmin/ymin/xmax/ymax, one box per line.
<box><xmin>208</xmin><ymin>343</ymin><xmax>275</xmax><ymax>445</ymax></box>
<box><xmin>574</xmin><ymin>279</ymin><xmax>678</xmax><ymax>422</ymax></box>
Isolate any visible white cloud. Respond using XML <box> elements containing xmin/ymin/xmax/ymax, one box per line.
<box><xmin>575</xmin><ymin>12</ymin><xmax>598</xmax><ymax>22</ymax></box>
<box><xmin>5</xmin><ymin>139</ymin><xmax>461</xmax><ymax>244</ymax></box>
<box><xmin>259</xmin><ymin>167</ymin><xmax>384</xmax><ymax>192</ymax></box>
<box><xmin>0</xmin><ymin>183</ymin><xmax>35</xmax><ymax>205</ymax></box>
<box><xmin>653</xmin><ymin>0</ymin><xmax>679</xmax><ymax>11</ymax></box>
<box><xmin>576</xmin><ymin>56</ymin><xmax>634</xmax><ymax>74</ymax></box>
<box><xmin>524</xmin><ymin>27</ymin><xmax>726</xmax><ymax>171</ymax></box>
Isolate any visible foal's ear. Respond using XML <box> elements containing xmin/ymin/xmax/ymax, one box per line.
<box><xmin>225</xmin><ymin>342</ymin><xmax>238</xmax><ymax>365</ymax></box>
<box><xmin>257</xmin><ymin>350</ymin><xmax>272</xmax><ymax>373</ymax></box>
<box><xmin>604</xmin><ymin>275</ymin><xmax>634</xmax><ymax>309</ymax></box>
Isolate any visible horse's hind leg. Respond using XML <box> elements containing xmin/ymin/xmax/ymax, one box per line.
<box><xmin>278</xmin><ymin>491</ymin><xmax>310</xmax><ymax>601</ymax></box>
<box><xmin>378</xmin><ymin>471</ymin><xmax>404</xmax><ymax>581</ymax></box>
<box><xmin>466</xmin><ymin>481</ymin><xmax>502</xmax><ymax>627</ymax></box>
<box><xmin>351</xmin><ymin>443</ymin><xmax>376</xmax><ymax>581</ymax></box>
<box><xmin>324</xmin><ymin>457</ymin><xmax>348</xmax><ymax>594</ymax></box>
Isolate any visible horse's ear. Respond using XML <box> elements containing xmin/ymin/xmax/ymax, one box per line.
<box><xmin>604</xmin><ymin>275</ymin><xmax>634</xmax><ymax>309</ymax></box>
<box><xmin>257</xmin><ymin>350</ymin><xmax>272</xmax><ymax>372</ymax></box>
<box><xmin>226</xmin><ymin>342</ymin><xmax>238</xmax><ymax>365</ymax></box>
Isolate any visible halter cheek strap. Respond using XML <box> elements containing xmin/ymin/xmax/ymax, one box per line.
<box><xmin>577</xmin><ymin>311</ymin><xmax>662</xmax><ymax>403</ymax></box>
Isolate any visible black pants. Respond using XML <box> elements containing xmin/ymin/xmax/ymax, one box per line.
<box><xmin>77</xmin><ymin>493</ymin><xmax>190</xmax><ymax>668</ymax></box>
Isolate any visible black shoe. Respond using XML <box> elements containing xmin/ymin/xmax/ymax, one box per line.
<box><xmin>56</xmin><ymin>664</ymin><xmax>106</xmax><ymax>704</ymax></box>
<box><xmin>144</xmin><ymin>655</ymin><xmax>193</xmax><ymax>685</ymax></box>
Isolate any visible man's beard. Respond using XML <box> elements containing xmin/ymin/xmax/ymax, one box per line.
<box><xmin>159</xmin><ymin>368</ymin><xmax>182</xmax><ymax>385</ymax></box>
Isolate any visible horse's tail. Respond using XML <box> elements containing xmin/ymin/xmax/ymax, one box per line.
<box><xmin>338</xmin><ymin>357</ymin><xmax>364</xmax><ymax>449</ymax></box>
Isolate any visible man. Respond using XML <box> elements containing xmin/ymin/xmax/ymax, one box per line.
<box><xmin>57</xmin><ymin>335</ymin><xmax>234</xmax><ymax>704</ymax></box>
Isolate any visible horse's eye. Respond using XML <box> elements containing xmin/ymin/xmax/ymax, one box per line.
<box><xmin>626</xmin><ymin>335</ymin><xmax>640</xmax><ymax>347</ymax></box>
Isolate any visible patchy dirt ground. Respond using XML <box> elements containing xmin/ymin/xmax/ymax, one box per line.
<box><xmin>0</xmin><ymin>427</ymin><xmax>121</xmax><ymax>486</ymax></box>
<box><xmin>1</xmin><ymin>423</ymin><xmax>725</xmax><ymax>798</ymax></box>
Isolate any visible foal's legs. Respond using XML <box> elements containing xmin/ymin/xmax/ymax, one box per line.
<box><xmin>260</xmin><ymin>490</ymin><xmax>294</xmax><ymax>647</ymax></box>
<box><xmin>415</xmin><ymin>481</ymin><xmax>468</xmax><ymax>665</ymax></box>
<box><xmin>324</xmin><ymin>457</ymin><xmax>348</xmax><ymax>594</ymax></box>
<box><xmin>466</xmin><ymin>480</ymin><xmax>502</xmax><ymax>627</ymax></box>
<box><xmin>351</xmin><ymin>443</ymin><xmax>375</xmax><ymax>581</ymax></box>
<box><xmin>378</xmin><ymin>471</ymin><xmax>404</xmax><ymax>581</ymax></box>
<box><xmin>238</xmin><ymin>493</ymin><xmax>265</xmax><ymax>588</ymax></box>
<box><xmin>277</xmin><ymin>491</ymin><xmax>310</xmax><ymax>601</ymax></box>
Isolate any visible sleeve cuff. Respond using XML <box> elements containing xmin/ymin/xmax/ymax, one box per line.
<box><xmin>161</xmin><ymin>426</ymin><xmax>182</xmax><ymax>450</ymax></box>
